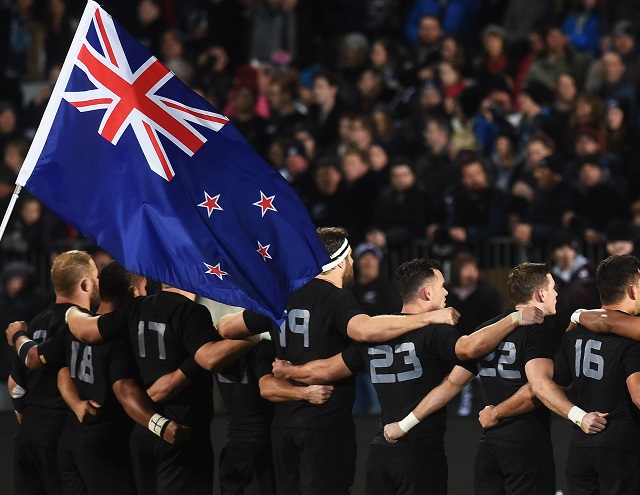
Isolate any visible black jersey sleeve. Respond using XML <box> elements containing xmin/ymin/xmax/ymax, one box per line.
<box><xmin>106</xmin><ymin>340</ymin><xmax>139</xmax><ymax>385</ymax></box>
<box><xmin>459</xmin><ymin>358</ymin><xmax>479</xmax><ymax>376</ymax></box>
<box><xmin>341</xmin><ymin>342</ymin><xmax>365</xmax><ymax>374</ymax></box>
<box><xmin>36</xmin><ymin>330</ymin><xmax>69</xmax><ymax>371</ymax></box>
<box><xmin>429</xmin><ymin>324</ymin><xmax>460</xmax><ymax>362</ymax></box>
<box><xmin>179</xmin><ymin>357</ymin><xmax>205</xmax><ymax>381</ymax></box>
<box><xmin>553</xmin><ymin>335</ymin><xmax>573</xmax><ymax>387</ymax></box>
<box><xmin>328</xmin><ymin>289</ymin><xmax>366</xmax><ymax>338</ymax></box>
<box><xmin>97</xmin><ymin>304</ymin><xmax>131</xmax><ymax>341</ymax></box>
<box><xmin>623</xmin><ymin>342</ymin><xmax>640</xmax><ymax>378</ymax></box>
<box><xmin>523</xmin><ymin>322</ymin><xmax>556</xmax><ymax>363</ymax></box>
<box><xmin>243</xmin><ymin>310</ymin><xmax>274</xmax><ymax>335</ymax></box>
<box><xmin>253</xmin><ymin>340</ymin><xmax>277</xmax><ymax>380</ymax></box>
<box><xmin>182</xmin><ymin>303</ymin><xmax>217</xmax><ymax>356</ymax></box>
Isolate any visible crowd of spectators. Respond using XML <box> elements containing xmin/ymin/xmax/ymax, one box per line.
<box><xmin>2</xmin><ymin>0</ymin><xmax>636</xmax><ymax>414</ymax></box>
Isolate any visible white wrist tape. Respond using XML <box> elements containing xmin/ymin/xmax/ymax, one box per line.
<box><xmin>510</xmin><ymin>310</ymin><xmax>523</xmax><ymax>325</ymax></box>
<box><xmin>148</xmin><ymin>413</ymin><xmax>170</xmax><ymax>438</ymax></box>
<box><xmin>259</xmin><ymin>332</ymin><xmax>272</xmax><ymax>341</ymax></box>
<box><xmin>65</xmin><ymin>306</ymin><xmax>78</xmax><ymax>325</ymax></box>
<box><xmin>398</xmin><ymin>412</ymin><xmax>420</xmax><ymax>433</ymax></box>
<box><xmin>568</xmin><ymin>406</ymin><xmax>587</xmax><ymax>427</ymax></box>
<box><xmin>571</xmin><ymin>309</ymin><xmax>585</xmax><ymax>325</ymax></box>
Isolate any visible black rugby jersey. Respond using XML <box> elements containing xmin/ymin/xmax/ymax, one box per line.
<box><xmin>462</xmin><ymin>312</ymin><xmax>557</xmax><ymax>449</ymax></box>
<box><xmin>98</xmin><ymin>291</ymin><xmax>216</xmax><ymax>427</ymax></box>
<box><xmin>342</xmin><ymin>324</ymin><xmax>459</xmax><ymax>448</ymax></box>
<box><xmin>555</xmin><ymin>321</ymin><xmax>640</xmax><ymax>451</ymax></box>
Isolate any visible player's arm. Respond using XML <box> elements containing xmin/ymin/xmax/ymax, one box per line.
<box><xmin>525</xmin><ymin>358</ymin><xmax>608</xmax><ymax>434</ymax></box>
<box><xmin>271</xmin><ymin>353</ymin><xmax>353</xmax><ymax>384</ymax></box>
<box><xmin>193</xmin><ymin>337</ymin><xmax>259</xmax><ymax>371</ymax></box>
<box><xmin>112</xmin><ymin>378</ymin><xmax>191</xmax><ymax>445</ymax></box>
<box><xmin>626</xmin><ymin>372</ymin><xmax>640</xmax><ymax>409</ymax></box>
<box><xmin>384</xmin><ymin>365</ymin><xmax>475</xmax><ymax>443</ymax></box>
<box><xmin>146</xmin><ymin>355</ymin><xmax>213</xmax><ymax>403</ymax></box>
<box><xmin>346</xmin><ymin>307</ymin><xmax>461</xmax><ymax>343</ymax></box>
<box><xmin>6</xmin><ymin>321</ymin><xmax>43</xmax><ymax>370</ymax></box>
<box><xmin>573</xmin><ymin>309</ymin><xmax>640</xmax><ymax>339</ymax></box>
<box><xmin>57</xmin><ymin>367</ymin><xmax>100</xmax><ymax>424</ymax></box>
<box><xmin>65</xmin><ymin>307</ymin><xmax>104</xmax><ymax>344</ymax></box>
<box><xmin>454</xmin><ymin>307</ymin><xmax>544</xmax><ymax>360</ymax></box>
<box><xmin>8</xmin><ymin>373</ymin><xmax>25</xmax><ymax>424</ymax></box>
<box><xmin>258</xmin><ymin>375</ymin><xmax>334</xmax><ymax>404</ymax></box>
<box><xmin>217</xmin><ymin>311</ymin><xmax>267</xmax><ymax>339</ymax></box>
<box><xmin>479</xmin><ymin>383</ymin><xmax>541</xmax><ymax>429</ymax></box>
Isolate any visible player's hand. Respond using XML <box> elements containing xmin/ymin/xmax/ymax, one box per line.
<box><xmin>272</xmin><ymin>358</ymin><xmax>293</xmax><ymax>379</ymax></box>
<box><xmin>580</xmin><ymin>412</ymin><xmax>608</xmax><ymax>434</ymax></box>
<box><xmin>383</xmin><ymin>422</ymin><xmax>405</xmax><ymax>443</ymax></box>
<box><xmin>426</xmin><ymin>308</ymin><xmax>461</xmax><ymax>326</ymax></box>
<box><xmin>147</xmin><ymin>369</ymin><xmax>190</xmax><ymax>404</ymax></box>
<box><xmin>303</xmin><ymin>385</ymin><xmax>333</xmax><ymax>405</ymax></box>
<box><xmin>565</xmin><ymin>322</ymin><xmax>577</xmax><ymax>333</ymax></box>
<box><xmin>478</xmin><ymin>405</ymin><xmax>500</xmax><ymax>429</ymax></box>
<box><xmin>162</xmin><ymin>421</ymin><xmax>192</xmax><ymax>445</ymax></box>
<box><xmin>6</xmin><ymin>321</ymin><xmax>28</xmax><ymax>347</ymax></box>
<box><xmin>74</xmin><ymin>400</ymin><xmax>101</xmax><ymax>424</ymax></box>
<box><xmin>520</xmin><ymin>307</ymin><xmax>544</xmax><ymax>326</ymax></box>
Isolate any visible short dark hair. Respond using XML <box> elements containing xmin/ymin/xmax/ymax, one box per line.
<box><xmin>596</xmin><ymin>255</ymin><xmax>640</xmax><ymax>305</ymax></box>
<box><xmin>316</xmin><ymin>227</ymin><xmax>349</xmax><ymax>257</ymax></box>
<box><xmin>395</xmin><ymin>258</ymin><xmax>441</xmax><ymax>301</ymax></box>
<box><xmin>99</xmin><ymin>261</ymin><xmax>144</xmax><ymax>308</ymax></box>
<box><xmin>507</xmin><ymin>263</ymin><xmax>550</xmax><ymax>304</ymax></box>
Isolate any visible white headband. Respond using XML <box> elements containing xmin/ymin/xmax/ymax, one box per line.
<box><xmin>322</xmin><ymin>239</ymin><xmax>351</xmax><ymax>272</ymax></box>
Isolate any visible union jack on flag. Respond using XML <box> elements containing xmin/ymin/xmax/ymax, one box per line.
<box><xmin>17</xmin><ymin>1</ymin><xmax>329</xmax><ymax>321</ymax></box>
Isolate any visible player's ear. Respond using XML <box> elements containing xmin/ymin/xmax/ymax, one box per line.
<box><xmin>80</xmin><ymin>279</ymin><xmax>89</xmax><ymax>293</ymax></box>
<box><xmin>422</xmin><ymin>284</ymin><xmax>432</xmax><ymax>301</ymax></box>
<box><xmin>629</xmin><ymin>284</ymin><xmax>638</xmax><ymax>301</ymax></box>
<box><xmin>130</xmin><ymin>285</ymin><xmax>139</xmax><ymax>298</ymax></box>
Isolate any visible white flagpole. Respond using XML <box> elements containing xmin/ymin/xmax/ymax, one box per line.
<box><xmin>0</xmin><ymin>0</ymin><xmax>99</xmax><ymax>244</ymax></box>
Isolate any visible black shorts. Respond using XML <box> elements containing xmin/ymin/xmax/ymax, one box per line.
<box><xmin>271</xmin><ymin>426</ymin><xmax>356</xmax><ymax>495</ymax></box>
<box><xmin>365</xmin><ymin>442</ymin><xmax>447</xmax><ymax>495</ymax></box>
<box><xmin>474</xmin><ymin>440</ymin><xmax>555</xmax><ymax>495</ymax></box>
<box><xmin>130</xmin><ymin>427</ymin><xmax>214</xmax><ymax>495</ymax></box>
<box><xmin>219</xmin><ymin>442</ymin><xmax>275</xmax><ymax>495</ymax></box>
<box><xmin>14</xmin><ymin>438</ymin><xmax>63</xmax><ymax>495</ymax></box>
<box><xmin>566</xmin><ymin>446</ymin><xmax>640</xmax><ymax>495</ymax></box>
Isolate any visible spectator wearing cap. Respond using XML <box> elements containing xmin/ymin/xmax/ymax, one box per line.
<box><xmin>433</xmin><ymin>153</ymin><xmax>508</xmax><ymax>246</ymax></box>
<box><xmin>306</xmin><ymin>157</ymin><xmax>346</xmax><ymax>228</ymax></box>
<box><xmin>605</xmin><ymin>218</ymin><xmax>639</xmax><ymax>257</ymax></box>
<box><xmin>367</xmin><ymin>157</ymin><xmax>434</xmax><ymax>251</ymax></box>
<box><xmin>548</xmin><ymin>230</ymin><xmax>599</xmax><ymax>339</ymax></box>
<box><xmin>601</xmin><ymin>2</ymin><xmax>640</xmax><ymax>50</ymax></box>
<box><xmin>561</xmin><ymin>0</ymin><xmax>601</xmax><ymax>55</ymax></box>
<box><xmin>563</xmin><ymin>154</ymin><xmax>630</xmax><ymax>245</ymax></box>
<box><xmin>512</xmin><ymin>153</ymin><xmax>575</xmax><ymax>246</ymax></box>
<box><xmin>526</xmin><ymin>26</ymin><xmax>592</xmax><ymax>91</ymax></box>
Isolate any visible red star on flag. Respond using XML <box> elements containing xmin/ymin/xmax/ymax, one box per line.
<box><xmin>203</xmin><ymin>262</ymin><xmax>228</xmax><ymax>280</ymax></box>
<box><xmin>197</xmin><ymin>192</ymin><xmax>223</xmax><ymax>217</ymax></box>
<box><xmin>253</xmin><ymin>191</ymin><xmax>277</xmax><ymax>217</ymax></box>
<box><xmin>257</xmin><ymin>241</ymin><xmax>272</xmax><ymax>261</ymax></box>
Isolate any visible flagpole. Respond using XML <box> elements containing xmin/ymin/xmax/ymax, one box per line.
<box><xmin>0</xmin><ymin>184</ymin><xmax>23</xmax><ymax>243</ymax></box>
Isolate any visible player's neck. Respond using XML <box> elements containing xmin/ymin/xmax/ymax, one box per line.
<box><xmin>162</xmin><ymin>286</ymin><xmax>196</xmax><ymax>300</ymax></box>
<box><xmin>56</xmin><ymin>293</ymin><xmax>90</xmax><ymax>310</ymax></box>
<box><xmin>515</xmin><ymin>301</ymin><xmax>543</xmax><ymax>313</ymax></box>
<box><xmin>316</xmin><ymin>271</ymin><xmax>343</xmax><ymax>288</ymax></box>
<box><xmin>97</xmin><ymin>301</ymin><xmax>117</xmax><ymax>314</ymax></box>
<box><xmin>601</xmin><ymin>302</ymin><xmax>634</xmax><ymax>315</ymax></box>
<box><xmin>401</xmin><ymin>299</ymin><xmax>432</xmax><ymax>314</ymax></box>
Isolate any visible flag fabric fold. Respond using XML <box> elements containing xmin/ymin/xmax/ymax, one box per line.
<box><xmin>18</xmin><ymin>1</ymin><xmax>329</xmax><ymax>321</ymax></box>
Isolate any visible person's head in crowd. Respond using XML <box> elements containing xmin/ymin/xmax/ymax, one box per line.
<box><xmin>424</xmin><ymin>114</ymin><xmax>452</xmax><ymax>154</ymax></box>
<box><xmin>577</xmin><ymin>155</ymin><xmax>603</xmax><ymax>188</ymax></box>
<box><xmin>313</xmin><ymin>69</ymin><xmax>339</xmax><ymax>109</ymax></box>
<box><xmin>459</xmin><ymin>152</ymin><xmax>489</xmax><ymax>194</ymax></box>
<box><xmin>604</xmin><ymin>98</ymin><xmax>630</xmax><ymax>134</ymax></box>
<box><xmin>233</xmin><ymin>84</ymin><xmax>259</xmax><ymax>117</ymax></box>
<box><xmin>98</xmin><ymin>260</ymin><xmax>147</xmax><ymax>312</ymax></box>
<box><xmin>51</xmin><ymin>250</ymin><xmax>100</xmax><ymax>308</ymax></box>
<box><xmin>389</xmin><ymin>157</ymin><xmax>416</xmax><ymax>192</ymax></box>
<box><xmin>338</xmin><ymin>32</ymin><xmax>370</xmax><ymax>70</ymax></box>
<box><xmin>519</xmin><ymin>80</ymin><xmax>553</xmax><ymax>117</ymax></box>
<box><xmin>0</xmin><ymin>101</ymin><xmax>17</xmax><ymax>136</ymax></box>
<box><xmin>161</xmin><ymin>30</ymin><xmax>193</xmax><ymax>84</ymax></box>
<box><xmin>395</xmin><ymin>258</ymin><xmax>446</xmax><ymax>308</ymax></box>
<box><xmin>350</xmin><ymin>114</ymin><xmax>375</xmax><ymax>151</ymax></box>
<box><xmin>574</xmin><ymin>126</ymin><xmax>603</xmax><ymax>156</ymax></box>
<box><xmin>354</xmin><ymin>242</ymin><xmax>383</xmax><ymax>285</ymax></box>
<box><xmin>314</xmin><ymin>157</ymin><xmax>342</xmax><ymax>196</ymax></box>
<box><xmin>549</xmin><ymin>230</ymin><xmax>579</xmax><ymax>272</ymax></box>
<box><xmin>481</xmin><ymin>24</ymin><xmax>507</xmax><ymax>61</ymax></box>
<box><xmin>137</xmin><ymin>0</ymin><xmax>161</xmax><ymax>27</ymax></box>
<box><xmin>554</xmin><ymin>73</ymin><xmax>577</xmax><ymax>111</ymax></box>
<box><xmin>0</xmin><ymin>167</ymin><xmax>15</xmax><ymax>201</ymax></box>
<box><xmin>612</xmin><ymin>20</ymin><xmax>637</xmax><ymax>56</ymax></box>
<box><xmin>342</xmin><ymin>146</ymin><xmax>370</xmax><ymax>184</ymax></box>
<box><xmin>440</xmin><ymin>34</ymin><xmax>466</xmax><ymax>72</ymax></box>
<box><xmin>602</xmin><ymin>51</ymin><xmax>626</xmax><ymax>85</ymax></box>
<box><xmin>419</xmin><ymin>81</ymin><xmax>443</xmax><ymax>114</ymax></box>
<box><xmin>370</xmin><ymin>38</ymin><xmax>399</xmax><ymax>71</ymax></box>
<box><xmin>91</xmin><ymin>248</ymin><xmax>114</xmax><ymax>274</ymax></box>
<box><xmin>417</xmin><ymin>15</ymin><xmax>442</xmax><ymax>48</ymax></box>
<box><xmin>3</xmin><ymin>139</ymin><xmax>28</xmax><ymax>175</ymax></box>
<box><xmin>528</xmin><ymin>29</ymin><xmax>546</xmax><ymax>57</ymax></box>
<box><xmin>369</xmin><ymin>144</ymin><xmax>389</xmax><ymax>172</ymax></box>
<box><xmin>450</xmin><ymin>252</ymin><xmax>480</xmax><ymax>290</ymax></box>
<box><xmin>283</xmin><ymin>140</ymin><xmax>309</xmax><ymax>180</ymax></box>
<box><xmin>605</xmin><ymin>219</ymin><xmax>636</xmax><ymax>256</ymax></box>
<box><xmin>571</xmin><ymin>94</ymin><xmax>604</xmax><ymax>128</ymax></box>
<box><xmin>1</xmin><ymin>261</ymin><xmax>35</xmax><ymax>299</ymax></box>
<box><xmin>493</xmin><ymin>128</ymin><xmax>519</xmax><ymax>164</ymax></box>
<box><xmin>534</xmin><ymin>153</ymin><xmax>565</xmax><ymax>190</ymax></box>
<box><xmin>544</xmin><ymin>26</ymin><xmax>568</xmax><ymax>57</ymax></box>
<box><xmin>293</xmin><ymin>124</ymin><xmax>317</xmax><ymax>161</ymax></box>
<box><xmin>507</xmin><ymin>262</ymin><xmax>556</xmax><ymax>315</ymax></box>
<box><xmin>338</xmin><ymin>113</ymin><xmax>355</xmax><ymax>144</ymax></box>
<box><xmin>439</xmin><ymin>61</ymin><xmax>464</xmax><ymax>106</ymax></box>
<box><xmin>19</xmin><ymin>197</ymin><xmax>42</xmax><ymax>226</ymax></box>
<box><xmin>526</xmin><ymin>132</ymin><xmax>555</xmax><ymax>168</ymax></box>
<box><xmin>357</xmin><ymin>68</ymin><xmax>385</xmax><ymax>102</ymax></box>
<box><xmin>266</xmin><ymin>138</ymin><xmax>286</xmax><ymax>170</ymax></box>
<box><xmin>371</xmin><ymin>105</ymin><xmax>393</xmax><ymax>141</ymax></box>
<box><xmin>268</xmin><ymin>74</ymin><xmax>298</xmax><ymax>115</ymax></box>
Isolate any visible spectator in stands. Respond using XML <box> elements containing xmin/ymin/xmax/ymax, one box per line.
<box><xmin>231</xmin><ymin>84</ymin><xmax>269</xmax><ymax>157</ymax></box>
<box><xmin>604</xmin><ymin>218</ymin><xmax>638</xmax><ymax>257</ymax></box>
<box><xmin>0</xmin><ymin>101</ymin><xmax>21</xmax><ymax>156</ymax></box>
<box><xmin>517</xmin><ymin>80</ymin><xmax>555</xmax><ymax>149</ymax></box>
<box><xmin>561</xmin><ymin>0</ymin><xmax>601</xmax><ymax>55</ymax></box>
<box><xmin>356</xmin><ymin>68</ymin><xmax>393</xmax><ymax>113</ymax></box>
<box><xmin>502</xmin><ymin>0</ymin><xmax>555</xmax><ymax>44</ymax></box>
<box><xmin>306</xmin><ymin>157</ymin><xmax>345</xmax><ymax>228</ymax></box>
<box><xmin>601</xmin><ymin>1</ymin><xmax>640</xmax><ymax>51</ymax></box>
<box><xmin>266</xmin><ymin>73</ymin><xmax>307</xmax><ymax>140</ymax></box>
<box><xmin>474</xmin><ymin>24</ymin><xmax>518</xmax><ymax>91</ymax></box>
<box><xmin>160</xmin><ymin>30</ymin><xmax>194</xmax><ymax>85</ymax></box>
<box><xmin>43</xmin><ymin>0</ymin><xmax>74</xmax><ymax>75</ymax></box>
<box><xmin>405</xmin><ymin>0</ymin><xmax>483</xmax><ymax>44</ymax></box>
<box><xmin>553</xmin><ymin>72</ymin><xmax>578</xmax><ymax>118</ymax></box>
<box><xmin>415</xmin><ymin>113</ymin><xmax>455</xmax><ymax>199</ymax></box>
<box><xmin>410</xmin><ymin>15</ymin><xmax>442</xmax><ymax>69</ymax></box>
<box><xmin>489</xmin><ymin>127</ymin><xmax>525</xmax><ymax>196</ymax></box>
<box><xmin>596</xmin><ymin>51</ymin><xmax>637</xmax><ymax>120</ymax></box>
<box><xmin>2</xmin><ymin>139</ymin><xmax>27</xmax><ymax>176</ymax></box>
<box><xmin>249</xmin><ymin>0</ymin><xmax>299</xmax><ymax>64</ymax></box>
<box><xmin>132</xmin><ymin>0</ymin><xmax>165</xmax><ymax>56</ymax></box>
<box><xmin>308</xmin><ymin>69</ymin><xmax>346</xmax><ymax>150</ymax></box>
<box><xmin>341</xmin><ymin>146</ymin><xmax>379</xmax><ymax>243</ymax></box>
<box><xmin>569</xmin><ymin>94</ymin><xmax>604</xmax><ymax>132</ymax></box>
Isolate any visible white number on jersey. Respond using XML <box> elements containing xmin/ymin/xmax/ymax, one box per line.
<box><xmin>369</xmin><ymin>342</ymin><xmax>423</xmax><ymax>383</ymax></box>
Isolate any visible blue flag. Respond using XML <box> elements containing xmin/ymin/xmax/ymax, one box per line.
<box><xmin>17</xmin><ymin>1</ymin><xmax>329</xmax><ymax>321</ymax></box>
